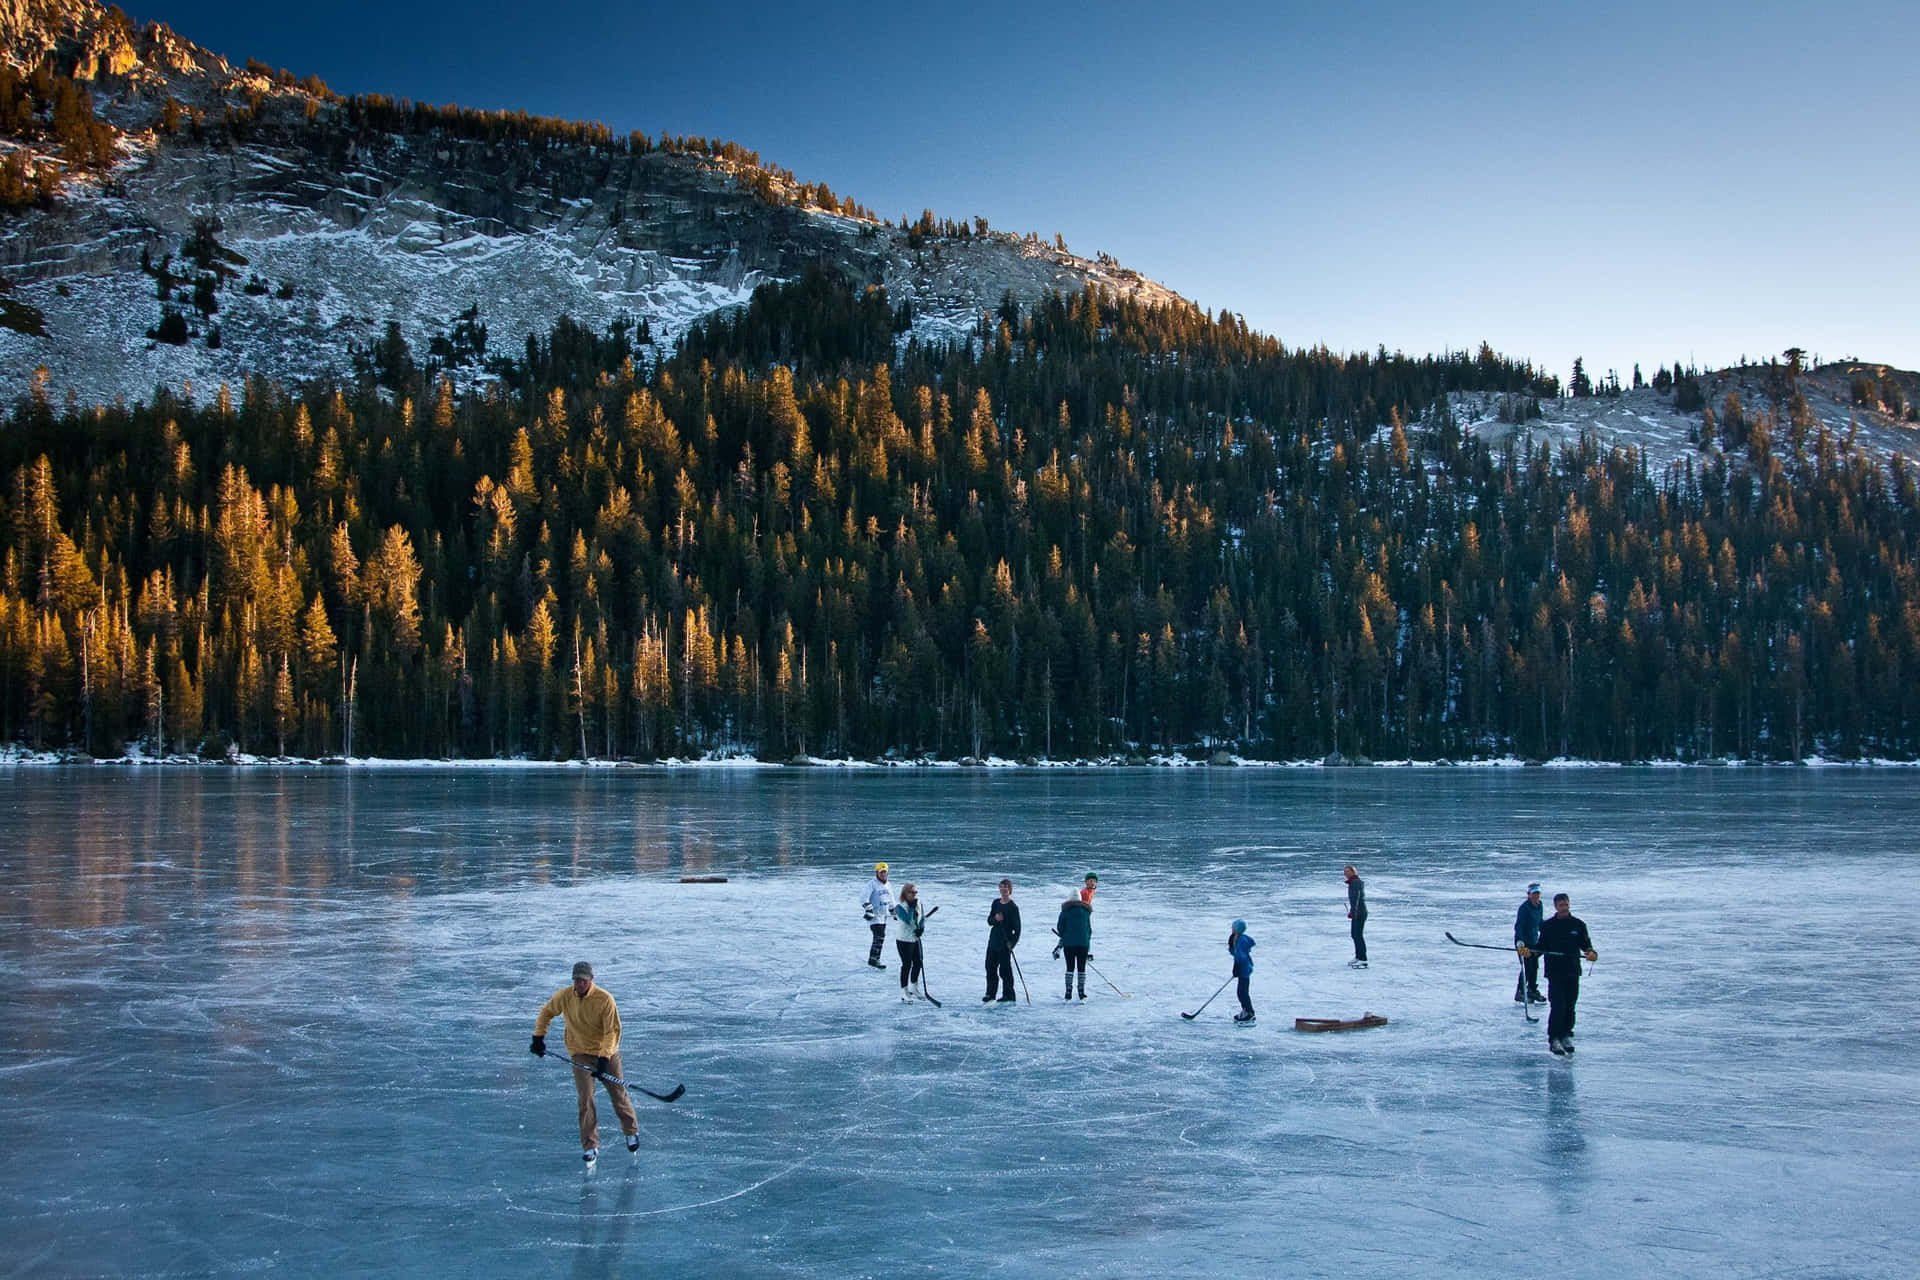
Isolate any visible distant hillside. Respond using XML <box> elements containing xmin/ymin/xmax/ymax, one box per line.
<box><xmin>7</xmin><ymin>265</ymin><xmax>1920</xmax><ymax>766</ymax></box>
<box><xmin>1457</xmin><ymin>361</ymin><xmax>1920</xmax><ymax>471</ymax></box>
<box><xmin>0</xmin><ymin>0</ymin><xmax>1184</xmax><ymax>406</ymax></box>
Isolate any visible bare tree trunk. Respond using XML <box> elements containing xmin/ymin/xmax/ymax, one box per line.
<box><xmin>573</xmin><ymin>637</ymin><xmax>588</xmax><ymax>761</ymax></box>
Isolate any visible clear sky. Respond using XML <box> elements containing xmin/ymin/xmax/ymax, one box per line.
<box><xmin>137</xmin><ymin>0</ymin><xmax>1918</xmax><ymax>385</ymax></box>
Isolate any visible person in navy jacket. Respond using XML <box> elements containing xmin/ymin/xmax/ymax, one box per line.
<box><xmin>1513</xmin><ymin>883</ymin><xmax>1545</xmax><ymax>1004</ymax></box>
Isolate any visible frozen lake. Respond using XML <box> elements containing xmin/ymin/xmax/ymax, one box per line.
<box><xmin>3</xmin><ymin>767</ymin><xmax>1917</xmax><ymax>1277</ymax></box>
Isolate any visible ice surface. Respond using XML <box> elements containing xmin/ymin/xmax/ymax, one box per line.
<box><xmin>2</xmin><ymin>769</ymin><xmax>1916</xmax><ymax>1276</ymax></box>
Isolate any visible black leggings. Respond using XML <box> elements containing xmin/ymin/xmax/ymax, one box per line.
<box><xmin>1062</xmin><ymin>945</ymin><xmax>1087</xmax><ymax>974</ymax></box>
<box><xmin>896</xmin><ymin>939</ymin><xmax>923</xmax><ymax>987</ymax></box>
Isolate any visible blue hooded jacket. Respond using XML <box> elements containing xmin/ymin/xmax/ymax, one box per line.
<box><xmin>1229</xmin><ymin>929</ymin><xmax>1255</xmax><ymax>976</ymax></box>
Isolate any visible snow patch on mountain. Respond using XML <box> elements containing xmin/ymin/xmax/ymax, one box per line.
<box><xmin>1</xmin><ymin>1</ymin><xmax>1190</xmax><ymax>407</ymax></box>
<box><xmin>1453</xmin><ymin>367</ymin><xmax>1920</xmax><ymax>471</ymax></box>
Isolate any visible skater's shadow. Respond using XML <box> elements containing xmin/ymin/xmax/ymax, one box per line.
<box><xmin>573</xmin><ymin>1161</ymin><xmax>641</xmax><ymax>1280</ymax></box>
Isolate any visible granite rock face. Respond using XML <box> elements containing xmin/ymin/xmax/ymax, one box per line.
<box><xmin>0</xmin><ymin>0</ymin><xmax>1187</xmax><ymax>407</ymax></box>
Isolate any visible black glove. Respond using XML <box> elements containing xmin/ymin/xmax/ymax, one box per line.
<box><xmin>1052</xmin><ymin>944</ymin><xmax>1062</xmax><ymax>959</ymax></box>
<box><xmin>529</xmin><ymin>1035</ymin><xmax>546</xmax><ymax>1057</ymax></box>
<box><xmin>594</xmin><ymin>1056</ymin><xmax>610</xmax><ymax>1078</ymax></box>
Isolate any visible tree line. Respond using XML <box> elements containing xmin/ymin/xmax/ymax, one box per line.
<box><xmin>4</xmin><ymin>274</ymin><xmax>1918</xmax><ymax>763</ymax></box>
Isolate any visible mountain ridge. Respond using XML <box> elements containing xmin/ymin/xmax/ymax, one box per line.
<box><xmin>3</xmin><ymin>0</ymin><xmax>1917</xmax><ymax>473</ymax></box>
<box><xmin>1</xmin><ymin>0</ymin><xmax>1187</xmax><ymax>405</ymax></box>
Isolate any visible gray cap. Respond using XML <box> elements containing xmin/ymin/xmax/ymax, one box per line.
<box><xmin>571</xmin><ymin>961</ymin><xmax>594</xmax><ymax>980</ymax></box>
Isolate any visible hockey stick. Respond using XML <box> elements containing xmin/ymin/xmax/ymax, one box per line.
<box><xmin>1180</xmin><ymin>975</ymin><xmax>1235</xmax><ymax>1020</ymax></box>
<box><xmin>1050</xmin><ymin>926</ymin><xmax>1125</xmax><ymax>997</ymax></box>
<box><xmin>535</xmin><ymin>1048</ymin><xmax>685</xmax><ymax>1103</ymax></box>
<box><xmin>1519</xmin><ymin>954</ymin><xmax>1538</xmax><ymax>1023</ymax></box>
<box><xmin>914</xmin><ymin>906</ymin><xmax>941</xmax><ymax>1007</ymax></box>
<box><xmin>1445</xmin><ymin>932</ymin><xmax>1520</xmax><ymax>952</ymax></box>
<box><xmin>1009</xmin><ymin>943</ymin><xmax>1031</xmax><ymax>1003</ymax></box>
<box><xmin>1447</xmin><ymin>932</ymin><xmax>1587</xmax><ymax>964</ymax></box>
<box><xmin>918</xmin><ymin>954</ymin><xmax>942</xmax><ymax>1007</ymax></box>
<box><xmin>1087</xmin><ymin>957</ymin><xmax>1132</xmax><ymax>998</ymax></box>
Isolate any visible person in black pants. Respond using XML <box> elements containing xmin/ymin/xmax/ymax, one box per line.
<box><xmin>984</xmin><ymin>879</ymin><xmax>1021</xmax><ymax>1002</ymax></box>
<box><xmin>861</xmin><ymin>862</ymin><xmax>892</xmax><ymax>968</ymax></box>
<box><xmin>1513</xmin><ymin>883</ymin><xmax>1546</xmax><ymax>1003</ymax></box>
<box><xmin>1519</xmin><ymin>892</ymin><xmax>1597</xmax><ymax>1055</ymax></box>
<box><xmin>1344</xmin><ymin>865</ymin><xmax>1368</xmax><ymax>968</ymax></box>
<box><xmin>1055</xmin><ymin>891</ymin><xmax>1092</xmax><ymax>1000</ymax></box>
<box><xmin>1229</xmin><ymin>919</ymin><xmax>1256</xmax><ymax>1024</ymax></box>
<box><xmin>892</xmin><ymin>883</ymin><xmax>926</xmax><ymax>1000</ymax></box>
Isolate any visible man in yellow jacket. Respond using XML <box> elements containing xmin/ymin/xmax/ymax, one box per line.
<box><xmin>530</xmin><ymin>961</ymin><xmax>638</xmax><ymax>1163</ymax></box>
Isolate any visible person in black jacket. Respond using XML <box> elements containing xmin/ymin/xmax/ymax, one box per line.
<box><xmin>1344</xmin><ymin>865</ymin><xmax>1368</xmax><ymax>968</ymax></box>
<box><xmin>984</xmin><ymin>879</ymin><xmax>1021</xmax><ymax>1003</ymax></box>
<box><xmin>1518</xmin><ymin>892</ymin><xmax>1597</xmax><ymax>1055</ymax></box>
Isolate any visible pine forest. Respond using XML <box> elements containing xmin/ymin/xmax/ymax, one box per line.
<box><xmin>6</xmin><ymin>270</ymin><xmax>1918</xmax><ymax>763</ymax></box>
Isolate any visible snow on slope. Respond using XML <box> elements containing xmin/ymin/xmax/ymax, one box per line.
<box><xmin>0</xmin><ymin>143</ymin><xmax>1186</xmax><ymax>408</ymax></box>
<box><xmin>1454</xmin><ymin>365</ymin><xmax>1920</xmax><ymax>471</ymax></box>
<box><xmin>0</xmin><ymin>1</ymin><xmax>1187</xmax><ymax>407</ymax></box>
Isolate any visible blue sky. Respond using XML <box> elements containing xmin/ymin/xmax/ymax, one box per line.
<box><xmin>143</xmin><ymin>0</ymin><xmax>1917</xmax><ymax>384</ymax></box>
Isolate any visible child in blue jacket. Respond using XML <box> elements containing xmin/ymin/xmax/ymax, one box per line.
<box><xmin>1229</xmin><ymin>920</ymin><xmax>1256</xmax><ymax>1024</ymax></box>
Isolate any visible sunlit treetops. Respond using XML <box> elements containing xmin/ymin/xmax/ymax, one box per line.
<box><xmin>4</xmin><ymin>273</ymin><xmax>1916</xmax><ymax>764</ymax></box>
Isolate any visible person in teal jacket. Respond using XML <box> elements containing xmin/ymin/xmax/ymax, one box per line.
<box><xmin>1229</xmin><ymin>920</ymin><xmax>1256</xmax><ymax>1024</ymax></box>
<box><xmin>892</xmin><ymin>883</ymin><xmax>927</xmax><ymax>1000</ymax></box>
<box><xmin>1056</xmin><ymin>894</ymin><xmax>1092</xmax><ymax>1000</ymax></box>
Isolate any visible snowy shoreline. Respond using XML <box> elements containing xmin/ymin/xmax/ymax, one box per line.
<box><xmin>2</xmin><ymin>747</ymin><xmax>1914</xmax><ymax>770</ymax></box>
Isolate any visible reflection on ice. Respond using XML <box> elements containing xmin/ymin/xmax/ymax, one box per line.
<box><xmin>2</xmin><ymin>768</ymin><xmax>1917</xmax><ymax>1276</ymax></box>
<box><xmin>1543</xmin><ymin>1066</ymin><xmax>1588</xmax><ymax>1204</ymax></box>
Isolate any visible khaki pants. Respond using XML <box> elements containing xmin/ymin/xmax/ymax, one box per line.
<box><xmin>571</xmin><ymin>1051</ymin><xmax>638</xmax><ymax>1150</ymax></box>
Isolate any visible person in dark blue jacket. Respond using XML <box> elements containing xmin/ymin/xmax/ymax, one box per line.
<box><xmin>1228</xmin><ymin>919</ymin><xmax>1256</xmax><ymax>1024</ymax></box>
<box><xmin>1513</xmin><ymin>883</ymin><xmax>1545</xmax><ymax>1004</ymax></box>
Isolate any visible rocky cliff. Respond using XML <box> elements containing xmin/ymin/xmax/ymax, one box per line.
<box><xmin>0</xmin><ymin>0</ymin><xmax>1187</xmax><ymax>406</ymax></box>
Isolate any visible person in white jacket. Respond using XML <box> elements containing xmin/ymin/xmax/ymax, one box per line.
<box><xmin>891</xmin><ymin>882</ymin><xmax>928</xmax><ymax>999</ymax></box>
<box><xmin>862</xmin><ymin>862</ymin><xmax>893</xmax><ymax>969</ymax></box>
